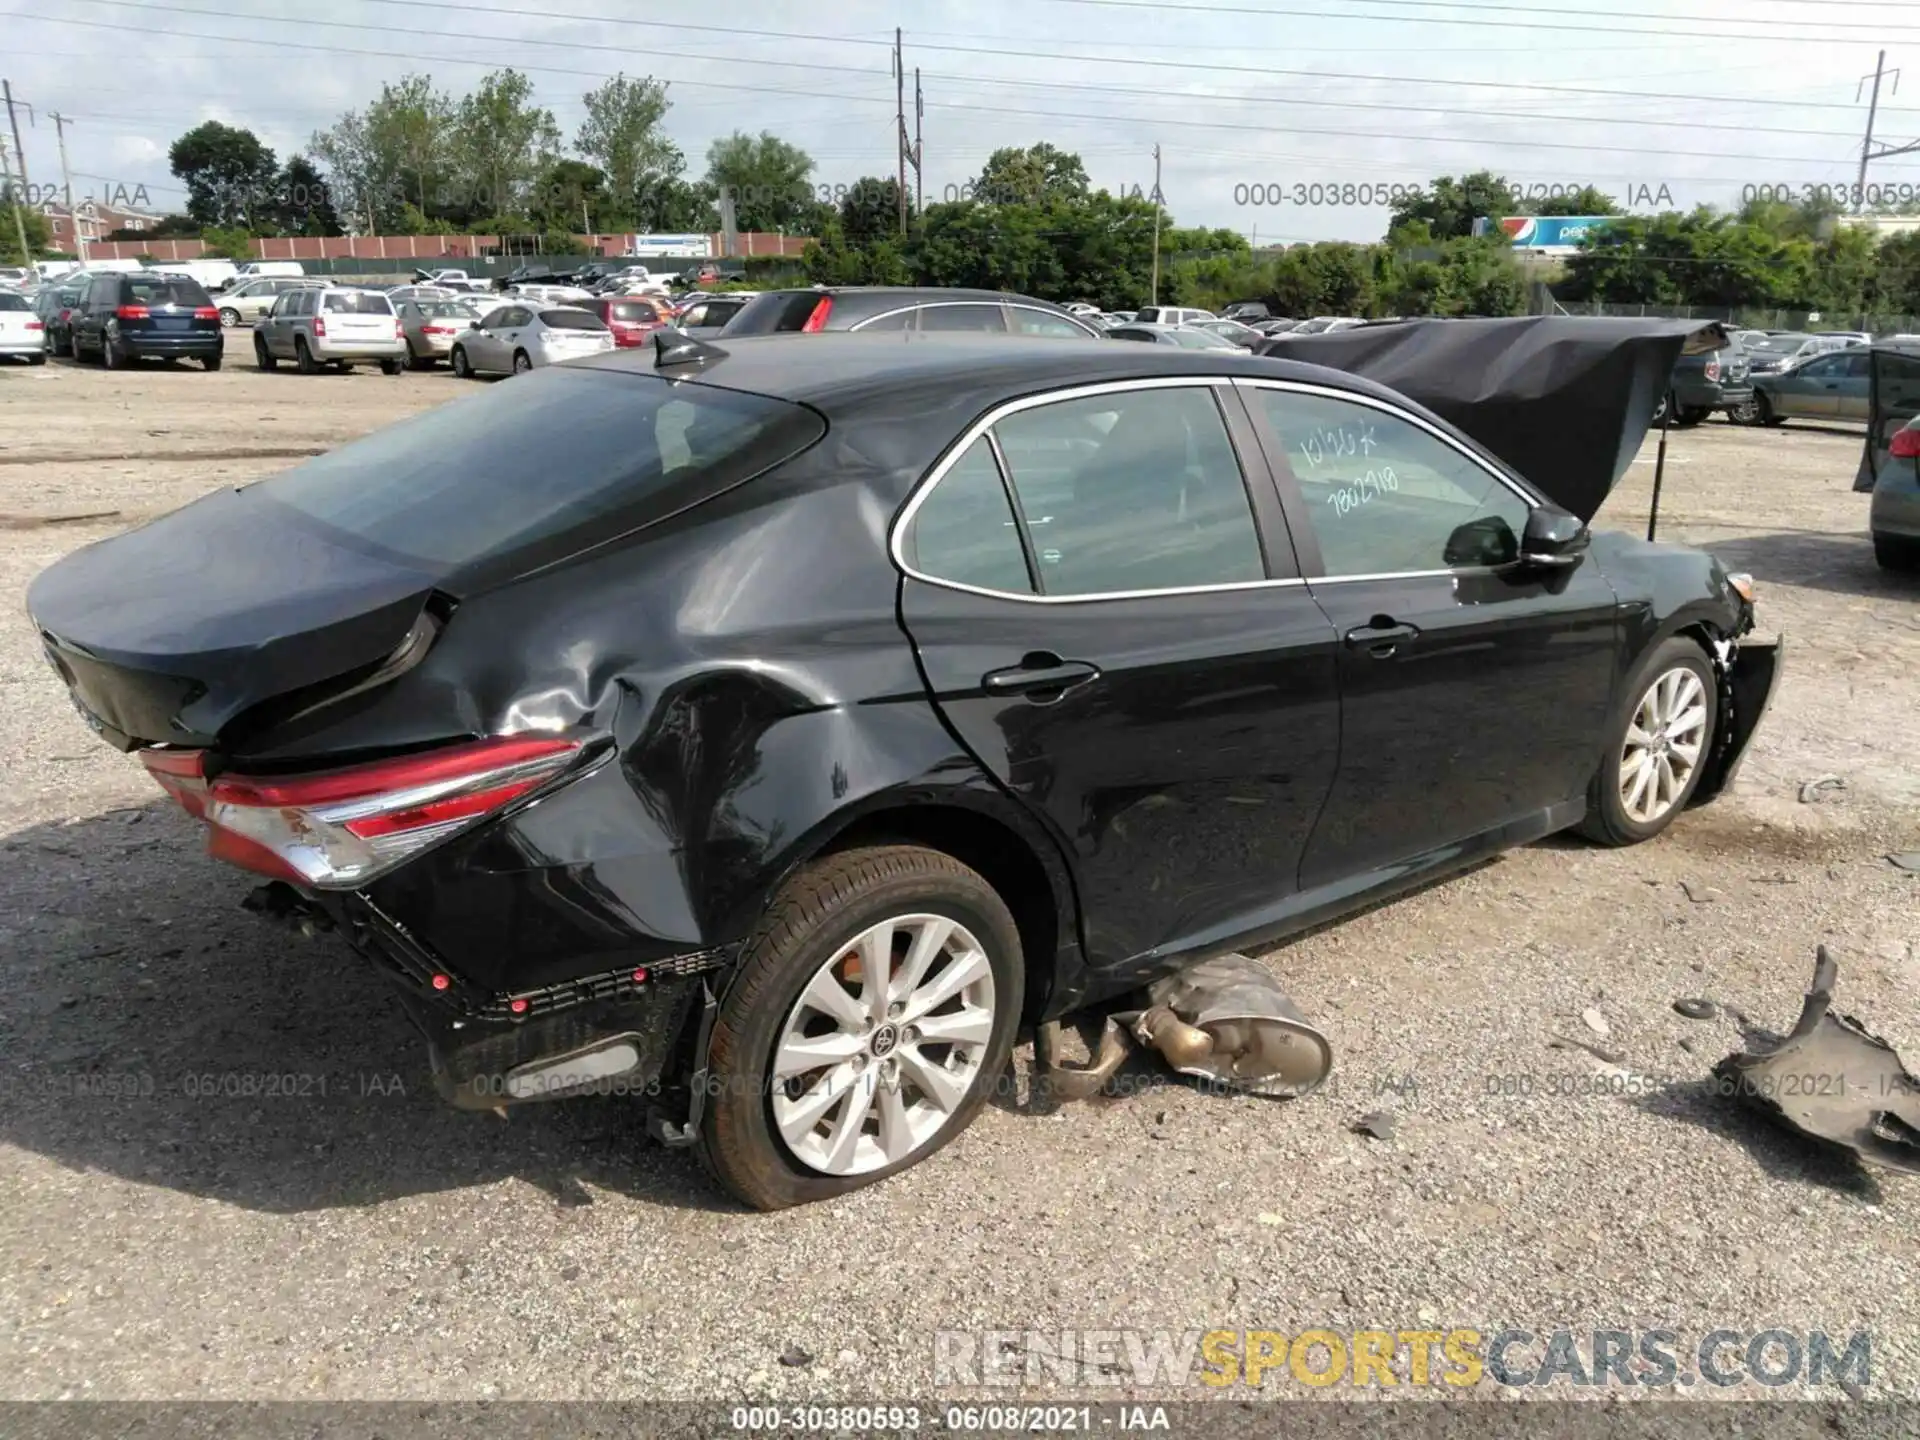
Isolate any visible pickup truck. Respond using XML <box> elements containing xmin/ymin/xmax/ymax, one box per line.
<box><xmin>1657</xmin><ymin>344</ymin><xmax>1753</xmax><ymax>426</ymax></box>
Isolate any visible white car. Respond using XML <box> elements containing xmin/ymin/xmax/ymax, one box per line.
<box><xmin>508</xmin><ymin>283</ymin><xmax>596</xmax><ymax>305</ymax></box>
<box><xmin>0</xmin><ymin>290</ymin><xmax>47</xmax><ymax>363</ymax></box>
<box><xmin>1132</xmin><ymin>304</ymin><xmax>1216</xmax><ymax>326</ymax></box>
<box><xmin>449</xmin><ymin>302</ymin><xmax>615</xmax><ymax>378</ymax></box>
<box><xmin>214</xmin><ymin>276</ymin><xmax>323</xmax><ymax>328</ymax></box>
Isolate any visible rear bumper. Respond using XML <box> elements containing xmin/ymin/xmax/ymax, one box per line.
<box><xmin>122</xmin><ymin>332</ymin><xmax>223</xmax><ymax>357</ymax></box>
<box><xmin>298</xmin><ymin>884</ymin><xmax>727</xmax><ymax>1110</ymax></box>
<box><xmin>312</xmin><ymin>337</ymin><xmax>407</xmax><ymax>361</ymax></box>
<box><xmin>0</xmin><ymin>335</ymin><xmax>46</xmax><ymax>355</ymax></box>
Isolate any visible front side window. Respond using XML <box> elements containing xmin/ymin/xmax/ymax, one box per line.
<box><xmin>1251</xmin><ymin>387</ymin><xmax>1532</xmax><ymax>577</ymax></box>
<box><xmin>993</xmin><ymin>386</ymin><xmax>1264</xmax><ymax>596</ymax></box>
<box><xmin>902</xmin><ymin>438</ymin><xmax>1034</xmax><ymax>594</ymax></box>
<box><xmin>1010</xmin><ymin>308</ymin><xmax>1092</xmax><ymax>338</ymax></box>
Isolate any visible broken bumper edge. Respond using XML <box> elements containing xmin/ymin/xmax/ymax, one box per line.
<box><xmin>1693</xmin><ymin>633</ymin><xmax>1784</xmax><ymax>805</ymax></box>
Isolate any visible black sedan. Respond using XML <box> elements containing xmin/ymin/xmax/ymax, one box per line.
<box><xmin>719</xmin><ymin>286</ymin><xmax>1101</xmax><ymax>338</ymax></box>
<box><xmin>28</xmin><ymin>329</ymin><xmax>1777</xmax><ymax>1209</ymax></box>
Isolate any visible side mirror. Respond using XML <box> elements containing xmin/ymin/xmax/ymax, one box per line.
<box><xmin>1518</xmin><ymin>508</ymin><xmax>1590</xmax><ymax>568</ymax></box>
<box><xmin>469</xmin><ymin>319</ymin><xmax>482</xmax><ymax>330</ymax></box>
<box><xmin>1443</xmin><ymin>514</ymin><xmax>1520</xmax><ymax>568</ymax></box>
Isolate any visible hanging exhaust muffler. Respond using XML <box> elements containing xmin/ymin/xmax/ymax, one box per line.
<box><xmin>1036</xmin><ymin>952</ymin><xmax>1333</xmax><ymax>1101</ymax></box>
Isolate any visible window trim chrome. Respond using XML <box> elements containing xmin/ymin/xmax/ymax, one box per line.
<box><xmin>849</xmin><ymin>299</ymin><xmax>1102</xmax><ymax>340</ymax></box>
<box><xmin>890</xmin><ymin>375</ymin><xmax>1307</xmax><ymax>605</ymax></box>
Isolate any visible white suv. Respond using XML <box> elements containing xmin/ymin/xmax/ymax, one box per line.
<box><xmin>1132</xmin><ymin>305</ymin><xmax>1216</xmax><ymax>326</ymax></box>
<box><xmin>254</xmin><ymin>286</ymin><xmax>408</xmax><ymax>373</ymax></box>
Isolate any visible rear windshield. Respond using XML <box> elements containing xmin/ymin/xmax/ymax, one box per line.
<box><xmin>252</xmin><ymin>368</ymin><xmax>827</xmax><ymax>571</ymax></box>
<box><xmin>541</xmin><ymin>308</ymin><xmax>607</xmax><ymax>330</ymax></box>
<box><xmin>609</xmin><ymin>300</ymin><xmax>658</xmax><ymax>322</ymax></box>
<box><xmin>124</xmin><ymin>276</ymin><xmax>212</xmax><ymax>307</ymax></box>
<box><xmin>420</xmin><ymin>301</ymin><xmax>478</xmax><ymax>319</ymax></box>
<box><xmin>722</xmin><ymin>291</ymin><xmax>837</xmax><ymax>334</ymax></box>
<box><xmin>0</xmin><ymin>292</ymin><xmax>28</xmax><ymax>311</ymax></box>
<box><xmin>323</xmin><ymin>291</ymin><xmax>394</xmax><ymax>314</ymax></box>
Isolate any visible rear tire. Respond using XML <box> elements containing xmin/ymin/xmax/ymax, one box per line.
<box><xmin>28</xmin><ymin>352</ymin><xmax>46</xmax><ymax>365</ymax></box>
<box><xmin>202</xmin><ymin>354</ymin><xmax>222</xmax><ymax>372</ymax></box>
<box><xmin>379</xmin><ymin>357</ymin><xmax>402</xmax><ymax>376</ymax></box>
<box><xmin>295</xmin><ymin>337</ymin><xmax>319</xmax><ymax>375</ymax></box>
<box><xmin>1874</xmin><ymin>532</ymin><xmax>1920</xmax><ymax>572</ymax></box>
<box><xmin>512</xmin><ymin>349</ymin><xmax>532</xmax><ymax>374</ymax></box>
<box><xmin>1672</xmin><ymin>405</ymin><xmax>1708</xmax><ymax>428</ymax></box>
<box><xmin>407</xmin><ymin>344</ymin><xmax>430</xmax><ymax>370</ymax></box>
<box><xmin>699</xmin><ymin>845</ymin><xmax>1024</xmax><ymax>1211</ymax></box>
<box><xmin>1577</xmin><ymin>636</ymin><xmax>1719</xmax><ymax>847</ymax></box>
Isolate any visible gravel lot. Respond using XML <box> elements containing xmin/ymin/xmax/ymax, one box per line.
<box><xmin>0</xmin><ymin>358</ymin><xmax>1916</xmax><ymax>1407</ymax></box>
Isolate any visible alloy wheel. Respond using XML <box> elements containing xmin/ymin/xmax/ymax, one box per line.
<box><xmin>1619</xmin><ymin>666</ymin><xmax>1708</xmax><ymax>824</ymax></box>
<box><xmin>771</xmin><ymin>913</ymin><xmax>997</xmax><ymax>1177</ymax></box>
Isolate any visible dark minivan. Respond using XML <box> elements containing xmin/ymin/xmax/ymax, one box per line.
<box><xmin>69</xmin><ymin>272</ymin><xmax>224</xmax><ymax>370</ymax></box>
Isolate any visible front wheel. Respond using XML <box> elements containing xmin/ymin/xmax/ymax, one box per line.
<box><xmin>254</xmin><ymin>335</ymin><xmax>276</xmax><ymax>370</ymax></box>
<box><xmin>218</xmin><ymin>307</ymin><xmax>240</xmax><ymax>328</ymax></box>
<box><xmin>1578</xmin><ymin>637</ymin><xmax>1719</xmax><ymax>846</ymax></box>
<box><xmin>1728</xmin><ymin>396</ymin><xmax>1761</xmax><ymax>426</ymax></box>
<box><xmin>512</xmin><ymin>349</ymin><xmax>532</xmax><ymax>374</ymax></box>
<box><xmin>1756</xmin><ymin>392</ymin><xmax>1785</xmax><ymax>427</ymax></box>
<box><xmin>450</xmin><ymin>346</ymin><xmax>472</xmax><ymax>379</ymax></box>
<box><xmin>699</xmin><ymin>845</ymin><xmax>1024</xmax><ymax>1210</ymax></box>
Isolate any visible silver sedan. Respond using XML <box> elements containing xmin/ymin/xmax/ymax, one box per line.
<box><xmin>397</xmin><ymin>298</ymin><xmax>483</xmax><ymax>368</ymax></box>
<box><xmin>449</xmin><ymin>303</ymin><xmax>616</xmax><ymax>378</ymax></box>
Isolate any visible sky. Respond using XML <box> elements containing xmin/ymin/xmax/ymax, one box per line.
<box><xmin>3</xmin><ymin>0</ymin><xmax>1920</xmax><ymax>242</ymax></box>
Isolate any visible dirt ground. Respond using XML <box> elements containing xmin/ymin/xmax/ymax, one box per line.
<box><xmin>0</xmin><ymin>356</ymin><xmax>1915</xmax><ymax>1408</ymax></box>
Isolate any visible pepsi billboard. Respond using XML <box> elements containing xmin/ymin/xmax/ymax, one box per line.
<box><xmin>1479</xmin><ymin>215</ymin><xmax>1619</xmax><ymax>253</ymax></box>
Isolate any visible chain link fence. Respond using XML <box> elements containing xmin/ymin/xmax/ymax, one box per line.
<box><xmin>1548</xmin><ymin>297</ymin><xmax>1920</xmax><ymax>335</ymax></box>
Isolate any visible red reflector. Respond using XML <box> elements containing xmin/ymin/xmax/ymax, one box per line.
<box><xmin>801</xmin><ymin>296</ymin><xmax>834</xmax><ymax>332</ymax></box>
<box><xmin>213</xmin><ymin>736</ymin><xmax>578</xmax><ymax>809</ymax></box>
<box><xmin>207</xmin><ymin>824</ymin><xmax>304</xmax><ymax>883</ymax></box>
<box><xmin>432</xmin><ymin>974</ymin><xmax>451</xmax><ymax>991</ymax></box>
<box><xmin>192</xmin><ymin>307</ymin><xmax>219</xmax><ymax>320</ymax></box>
<box><xmin>116</xmin><ymin>304</ymin><xmax>150</xmax><ymax>321</ymax></box>
<box><xmin>140</xmin><ymin>747</ymin><xmax>210</xmax><ymax>817</ymax></box>
<box><xmin>1893</xmin><ymin>426</ymin><xmax>1920</xmax><ymax>459</ymax></box>
<box><xmin>632</xmin><ymin>968</ymin><xmax>649</xmax><ymax>984</ymax></box>
<box><xmin>509</xmin><ymin>998</ymin><xmax>529</xmax><ymax>1015</ymax></box>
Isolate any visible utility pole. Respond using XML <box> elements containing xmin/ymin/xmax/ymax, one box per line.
<box><xmin>913</xmin><ymin>68</ymin><xmax>924</xmax><ymax>215</ymax></box>
<box><xmin>0</xmin><ymin>132</ymin><xmax>30</xmax><ymax>266</ymax></box>
<box><xmin>1856</xmin><ymin>51</ymin><xmax>1917</xmax><ymax>207</ymax></box>
<box><xmin>3</xmin><ymin>80</ymin><xmax>30</xmax><ymax>194</ymax></box>
<box><xmin>49</xmin><ymin>111</ymin><xmax>83</xmax><ymax>262</ymax></box>
<box><xmin>1149</xmin><ymin>143</ymin><xmax>1163</xmax><ymax>306</ymax></box>
<box><xmin>892</xmin><ymin>28</ymin><xmax>908</xmax><ymax>237</ymax></box>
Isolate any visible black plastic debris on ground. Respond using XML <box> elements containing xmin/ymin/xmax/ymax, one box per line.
<box><xmin>1713</xmin><ymin>946</ymin><xmax>1920</xmax><ymax>1175</ymax></box>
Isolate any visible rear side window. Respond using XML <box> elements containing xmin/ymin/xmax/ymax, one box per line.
<box><xmin>123</xmin><ymin>276</ymin><xmax>212</xmax><ymax>307</ymax></box>
<box><xmin>722</xmin><ymin>291</ymin><xmax>836</xmax><ymax>334</ymax></box>
<box><xmin>0</xmin><ymin>292</ymin><xmax>28</xmax><ymax>311</ymax></box>
<box><xmin>253</xmin><ymin>368</ymin><xmax>827</xmax><ymax>571</ymax></box>
<box><xmin>903</xmin><ymin>438</ymin><xmax>1034</xmax><ymax>594</ymax></box>
<box><xmin>1134</xmin><ymin>307</ymin><xmax>1166</xmax><ymax>323</ymax></box>
<box><xmin>919</xmin><ymin>304</ymin><xmax>1009</xmax><ymax>333</ymax></box>
<box><xmin>324</xmin><ymin>292</ymin><xmax>394</xmax><ymax>315</ymax></box>
<box><xmin>541</xmin><ymin>309</ymin><xmax>607</xmax><ymax>330</ymax></box>
<box><xmin>1011</xmin><ymin>308</ymin><xmax>1093</xmax><ymax>338</ymax></box>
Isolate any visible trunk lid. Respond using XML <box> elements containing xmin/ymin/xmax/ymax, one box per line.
<box><xmin>29</xmin><ymin>486</ymin><xmax>439</xmax><ymax>751</ymax></box>
<box><xmin>1861</xmin><ymin>346</ymin><xmax>1920</xmax><ymax>491</ymax></box>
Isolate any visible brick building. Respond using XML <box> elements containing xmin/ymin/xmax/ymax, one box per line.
<box><xmin>37</xmin><ymin>197</ymin><xmax>169</xmax><ymax>253</ymax></box>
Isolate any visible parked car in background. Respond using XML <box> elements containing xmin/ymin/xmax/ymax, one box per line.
<box><xmin>450</xmin><ymin>303</ymin><xmax>615</xmax><ymax>377</ymax></box>
<box><xmin>1741</xmin><ymin>332</ymin><xmax>1850</xmax><ymax>377</ymax></box>
<box><xmin>69</xmin><ymin>272</ymin><xmax>223</xmax><ymax>370</ymax></box>
<box><xmin>1813</xmin><ymin>330</ymin><xmax>1873</xmax><ymax>346</ymax></box>
<box><xmin>1290</xmin><ymin>317</ymin><xmax>1365</xmax><ymax>335</ymax></box>
<box><xmin>215</xmin><ymin>276</ymin><xmax>321</xmax><ymax>329</ymax></box>
<box><xmin>231</xmin><ymin>260</ymin><xmax>306</xmax><ymax>282</ymax></box>
<box><xmin>1251</xmin><ymin>319</ymin><xmax>1302</xmax><ymax>335</ymax></box>
<box><xmin>507</xmin><ymin>283</ymin><xmax>596</xmax><ymax>306</ymax></box>
<box><xmin>0</xmin><ymin>266</ymin><xmax>29</xmax><ymax>290</ymax></box>
<box><xmin>1105</xmin><ymin>322</ymin><xmax>1243</xmax><ymax>349</ymax></box>
<box><xmin>576</xmin><ymin>295</ymin><xmax>671</xmax><ymax>348</ymax></box>
<box><xmin>1192</xmin><ymin>318</ymin><xmax>1267</xmax><ymax>349</ymax></box>
<box><xmin>1105</xmin><ymin>311</ymin><xmax>1136</xmax><ymax>324</ymax></box>
<box><xmin>385</xmin><ymin>284</ymin><xmax>459</xmax><ymax>310</ymax></box>
<box><xmin>719</xmin><ymin>287</ymin><xmax>1102</xmax><ymax>338</ymax></box>
<box><xmin>0</xmin><ymin>290</ymin><xmax>47</xmax><ymax>363</ymax></box>
<box><xmin>397</xmin><ymin>298</ymin><xmax>483</xmax><ymax>368</ymax></box>
<box><xmin>1221</xmin><ymin>301</ymin><xmax>1272</xmax><ymax>321</ymax></box>
<box><xmin>33</xmin><ymin>277</ymin><xmax>85</xmax><ymax>356</ymax></box>
<box><xmin>673</xmin><ymin>294</ymin><xmax>756</xmax><ymax>339</ymax></box>
<box><xmin>1747</xmin><ymin>347</ymin><xmax>1869</xmax><ymax>426</ymax></box>
<box><xmin>1132</xmin><ymin>305</ymin><xmax>1215</xmax><ymax>326</ymax></box>
<box><xmin>255</xmin><ymin>286</ymin><xmax>406</xmax><ymax>374</ymax></box>
<box><xmin>1658</xmin><ymin>344</ymin><xmax>1752</xmax><ymax>426</ymax></box>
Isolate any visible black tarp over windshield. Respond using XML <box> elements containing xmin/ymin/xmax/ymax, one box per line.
<box><xmin>1255</xmin><ymin>316</ymin><xmax>1728</xmax><ymax>522</ymax></box>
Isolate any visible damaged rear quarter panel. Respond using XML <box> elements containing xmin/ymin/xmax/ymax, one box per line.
<box><xmin>248</xmin><ymin>445</ymin><xmax>1074</xmax><ymax>999</ymax></box>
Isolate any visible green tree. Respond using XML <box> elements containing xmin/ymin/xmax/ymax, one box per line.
<box><xmin>198</xmin><ymin>225</ymin><xmax>255</xmax><ymax>259</ymax></box>
<box><xmin>1</xmin><ymin>206</ymin><xmax>51</xmax><ymax>264</ymax></box>
<box><xmin>973</xmin><ymin>143</ymin><xmax>1090</xmax><ymax>204</ymax></box>
<box><xmin>309</xmin><ymin>109</ymin><xmax>380</xmax><ymax>234</ymax></box>
<box><xmin>169</xmin><ymin>121</ymin><xmax>278</xmax><ymax>229</ymax></box>
<box><xmin>632</xmin><ymin>162</ymin><xmax>718</xmax><ymax>231</ymax></box>
<box><xmin>841</xmin><ymin>175</ymin><xmax>909</xmax><ymax>247</ymax></box>
<box><xmin>1387</xmin><ymin>171</ymin><xmax>1519</xmax><ymax>241</ymax></box>
<box><xmin>706</xmin><ymin>130</ymin><xmax>819</xmax><ymax>232</ymax></box>
<box><xmin>265</xmin><ymin>155</ymin><xmax>341</xmax><ymax>237</ymax></box>
<box><xmin>575</xmin><ymin>74</ymin><xmax>677</xmax><ymax>226</ymax></box>
<box><xmin>452</xmin><ymin>69</ymin><xmax>562</xmax><ymax>219</ymax></box>
<box><xmin>531</xmin><ymin>159</ymin><xmax>610</xmax><ymax>233</ymax></box>
<box><xmin>366</xmin><ymin>74</ymin><xmax>456</xmax><ymax>224</ymax></box>
<box><xmin>1531</xmin><ymin>187</ymin><xmax>1621</xmax><ymax>217</ymax></box>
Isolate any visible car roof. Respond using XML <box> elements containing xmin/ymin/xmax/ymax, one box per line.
<box><xmin>574</xmin><ymin>330</ymin><xmax>1421</xmax><ymax>414</ymax></box>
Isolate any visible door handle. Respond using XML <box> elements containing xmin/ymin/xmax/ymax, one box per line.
<box><xmin>1344</xmin><ymin>620</ymin><xmax>1419</xmax><ymax>657</ymax></box>
<box><xmin>981</xmin><ymin>656</ymin><xmax>1101</xmax><ymax>696</ymax></box>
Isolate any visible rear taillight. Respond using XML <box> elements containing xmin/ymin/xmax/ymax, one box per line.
<box><xmin>1893</xmin><ymin>425</ymin><xmax>1920</xmax><ymax>459</ymax></box>
<box><xmin>801</xmin><ymin>296</ymin><xmax>833</xmax><ymax>332</ymax></box>
<box><xmin>140</xmin><ymin>735</ymin><xmax>582</xmax><ymax>888</ymax></box>
<box><xmin>422</xmin><ymin>325</ymin><xmax>455</xmax><ymax>336</ymax></box>
<box><xmin>1704</xmin><ymin>358</ymin><xmax>1720</xmax><ymax>382</ymax></box>
<box><xmin>312</xmin><ymin>315</ymin><xmax>327</xmax><ymax>337</ymax></box>
<box><xmin>192</xmin><ymin>306</ymin><xmax>218</xmax><ymax>320</ymax></box>
<box><xmin>25</xmin><ymin>320</ymin><xmax>42</xmax><ymax>331</ymax></box>
<box><xmin>116</xmin><ymin>304</ymin><xmax>149</xmax><ymax>321</ymax></box>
